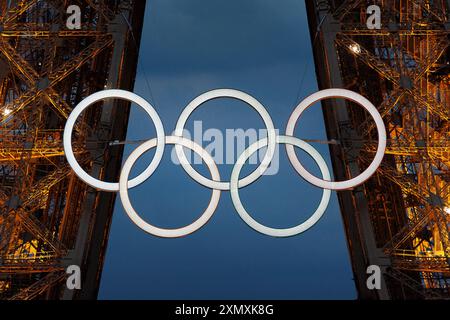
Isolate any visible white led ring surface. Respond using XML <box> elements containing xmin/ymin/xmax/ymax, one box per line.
<box><xmin>230</xmin><ymin>135</ymin><xmax>331</xmax><ymax>237</ymax></box>
<box><xmin>63</xmin><ymin>89</ymin><xmax>165</xmax><ymax>192</ymax></box>
<box><xmin>285</xmin><ymin>89</ymin><xmax>386</xmax><ymax>190</ymax></box>
<box><xmin>119</xmin><ymin>136</ymin><xmax>221</xmax><ymax>238</ymax></box>
<box><xmin>174</xmin><ymin>89</ymin><xmax>277</xmax><ymax>191</ymax></box>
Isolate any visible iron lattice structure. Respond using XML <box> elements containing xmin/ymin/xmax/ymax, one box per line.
<box><xmin>0</xmin><ymin>0</ymin><xmax>145</xmax><ymax>299</ymax></box>
<box><xmin>306</xmin><ymin>0</ymin><xmax>450</xmax><ymax>299</ymax></box>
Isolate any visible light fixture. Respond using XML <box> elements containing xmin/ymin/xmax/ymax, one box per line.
<box><xmin>444</xmin><ymin>207</ymin><xmax>450</xmax><ymax>214</ymax></box>
<box><xmin>3</xmin><ymin>108</ymin><xmax>12</xmax><ymax>116</ymax></box>
<box><xmin>349</xmin><ymin>43</ymin><xmax>361</xmax><ymax>54</ymax></box>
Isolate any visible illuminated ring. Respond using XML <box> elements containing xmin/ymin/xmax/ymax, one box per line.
<box><xmin>119</xmin><ymin>136</ymin><xmax>221</xmax><ymax>238</ymax></box>
<box><xmin>174</xmin><ymin>89</ymin><xmax>276</xmax><ymax>191</ymax></box>
<box><xmin>230</xmin><ymin>135</ymin><xmax>331</xmax><ymax>237</ymax></box>
<box><xmin>285</xmin><ymin>89</ymin><xmax>386</xmax><ymax>190</ymax></box>
<box><xmin>63</xmin><ymin>89</ymin><xmax>165</xmax><ymax>192</ymax></box>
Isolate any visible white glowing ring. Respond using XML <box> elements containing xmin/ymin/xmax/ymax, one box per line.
<box><xmin>230</xmin><ymin>135</ymin><xmax>331</xmax><ymax>237</ymax></box>
<box><xmin>119</xmin><ymin>136</ymin><xmax>221</xmax><ymax>238</ymax></box>
<box><xmin>174</xmin><ymin>89</ymin><xmax>276</xmax><ymax>191</ymax></box>
<box><xmin>285</xmin><ymin>89</ymin><xmax>386</xmax><ymax>190</ymax></box>
<box><xmin>63</xmin><ymin>89</ymin><xmax>165</xmax><ymax>192</ymax></box>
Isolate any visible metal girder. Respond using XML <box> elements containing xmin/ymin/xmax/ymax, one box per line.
<box><xmin>356</xmin><ymin>37</ymin><xmax>449</xmax><ymax>135</ymax></box>
<box><xmin>342</xmin><ymin>28</ymin><xmax>450</xmax><ymax>36</ymax></box>
<box><xmin>358</xmin><ymin>88</ymin><xmax>405</xmax><ymax>134</ymax></box>
<box><xmin>391</xmin><ymin>256</ymin><xmax>450</xmax><ymax>273</ymax></box>
<box><xmin>1</xmin><ymin>30</ymin><xmax>104</xmax><ymax>37</ymax></box>
<box><xmin>0</xmin><ymin>0</ymin><xmax>39</xmax><ymax>25</ymax></box>
<box><xmin>0</xmin><ymin>209</ymin><xmax>68</xmax><ymax>275</ymax></box>
<box><xmin>374</xmin><ymin>162</ymin><xmax>445</xmax><ymax>207</ymax></box>
<box><xmin>0</xmin><ymin>262</ymin><xmax>64</xmax><ymax>274</ymax></box>
<box><xmin>383</xmin><ymin>208</ymin><xmax>433</xmax><ymax>253</ymax></box>
<box><xmin>21</xmin><ymin>164</ymin><xmax>74</xmax><ymax>209</ymax></box>
<box><xmin>0</xmin><ymin>23</ymin><xmax>103</xmax><ymax>37</ymax></box>
<box><xmin>385</xmin><ymin>268</ymin><xmax>444</xmax><ymax>299</ymax></box>
<box><xmin>8</xmin><ymin>271</ymin><xmax>66</xmax><ymax>300</ymax></box>
<box><xmin>410</xmin><ymin>0</ymin><xmax>447</xmax><ymax>23</ymax></box>
<box><xmin>0</xmin><ymin>213</ymin><xmax>17</xmax><ymax>253</ymax></box>
<box><xmin>0</xmin><ymin>135</ymin><xmax>63</xmax><ymax>162</ymax></box>
<box><xmin>361</xmin><ymin>151</ymin><xmax>450</xmax><ymax>264</ymax></box>
<box><xmin>0</xmin><ymin>35</ymin><xmax>113</xmax><ymax>122</ymax></box>
<box><xmin>15</xmin><ymin>209</ymin><xmax>66</xmax><ymax>256</ymax></box>
<box><xmin>84</xmin><ymin>0</ymin><xmax>116</xmax><ymax>21</ymax></box>
<box><xmin>0</xmin><ymin>148</ymin><xmax>65</xmax><ymax>162</ymax></box>
<box><xmin>43</xmin><ymin>90</ymin><xmax>76</xmax><ymax>121</ymax></box>
<box><xmin>47</xmin><ymin>36</ymin><xmax>113</xmax><ymax>85</ymax></box>
<box><xmin>0</xmin><ymin>38</ymin><xmax>39</xmax><ymax>84</ymax></box>
<box><xmin>413</xmin><ymin>37</ymin><xmax>450</xmax><ymax>79</ymax></box>
<box><xmin>333</xmin><ymin>0</ymin><xmax>364</xmax><ymax>20</ymax></box>
<box><xmin>336</xmin><ymin>34</ymin><xmax>450</xmax><ymax>121</ymax></box>
<box><xmin>365</xmin><ymin>140</ymin><xmax>450</xmax><ymax>161</ymax></box>
<box><xmin>0</xmin><ymin>129</ymin><xmax>86</xmax><ymax>162</ymax></box>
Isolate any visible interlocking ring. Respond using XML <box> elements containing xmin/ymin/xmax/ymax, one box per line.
<box><xmin>174</xmin><ymin>89</ymin><xmax>277</xmax><ymax>191</ymax></box>
<box><xmin>119</xmin><ymin>136</ymin><xmax>221</xmax><ymax>238</ymax></box>
<box><xmin>286</xmin><ymin>88</ymin><xmax>387</xmax><ymax>190</ymax></box>
<box><xmin>64</xmin><ymin>88</ymin><xmax>386</xmax><ymax>238</ymax></box>
<box><xmin>230</xmin><ymin>135</ymin><xmax>331</xmax><ymax>237</ymax></box>
<box><xmin>63</xmin><ymin>89</ymin><xmax>165</xmax><ymax>192</ymax></box>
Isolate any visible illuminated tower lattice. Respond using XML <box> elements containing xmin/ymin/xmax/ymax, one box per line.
<box><xmin>306</xmin><ymin>0</ymin><xmax>449</xmax><ymax>299</ymax></box>
<box><xmin>0</xmin><ymin>0</ymin><xmax>145</xmax><ymax>299</ymax></box>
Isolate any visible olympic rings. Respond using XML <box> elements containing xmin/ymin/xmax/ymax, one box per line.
<box><xmin>230</xmin><ymin>135</ymin><xmax>331</xmax><ymax>237</ymax></box>
<box><xmin>64</xmin><ymin>88</ymin><xmax>386</xmax><ymax>238</ymax></box>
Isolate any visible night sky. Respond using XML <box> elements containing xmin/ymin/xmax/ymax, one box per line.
<box><xmin>98</xmin><ymin>0</ymin><xmax>357</xmax><ymax>299</ymax></box>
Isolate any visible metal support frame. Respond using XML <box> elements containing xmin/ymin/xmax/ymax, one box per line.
<box><xmin>306</xmin><ymin>0</ymin><xmax>450</xmax><ymax>299</ymax></box>
<box><xmin>0</xmin><ymin>0</ymin><xmax>146</xmax><ymax>300</ymax></box>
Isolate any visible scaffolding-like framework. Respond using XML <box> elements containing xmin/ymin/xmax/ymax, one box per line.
<box><xmin>306</xmin><ymin>0</ymin><xmax>449</xmax><ymax>299</ymax></box>
<box><xmin>0</xmin><ymin>0</ymin><xmax>145</xmax><ymax>299</ymax></box>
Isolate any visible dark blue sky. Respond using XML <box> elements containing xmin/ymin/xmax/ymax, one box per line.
<box><xmin>98</xmin><ymin>0</ymin><xmax>357</xmax><ymax>299</ymax></box>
